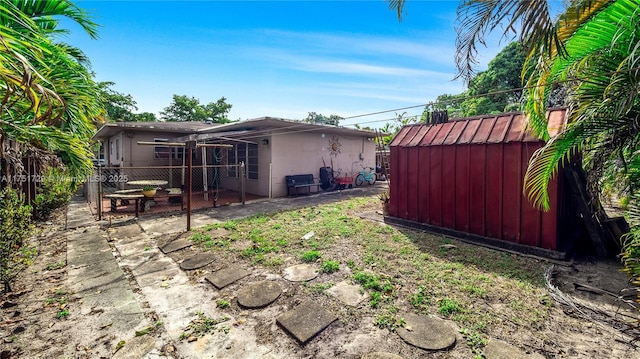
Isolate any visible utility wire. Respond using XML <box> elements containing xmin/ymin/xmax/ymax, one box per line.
<box><xmin>194</xmin><ymin>64</ymin><xmax>640</xmax><ymax>142</ymax></box>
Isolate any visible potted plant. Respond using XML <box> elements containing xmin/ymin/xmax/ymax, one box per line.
<box><xmin>142</xmin><ymin>185</ymin><xmax>156</xmax><ymax>198</ymax></box>
<box><xmin>379</xmin><ymin>190</ymin><xmax>390</xmax><ymax>215</ymax></box>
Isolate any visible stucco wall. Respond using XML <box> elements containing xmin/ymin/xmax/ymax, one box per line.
<box><xmin>270</xmin><ymin>132</ymin><xmax>375</xmax><ymax>197</ymax></box>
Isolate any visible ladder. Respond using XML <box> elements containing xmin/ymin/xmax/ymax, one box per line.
<box><xmin>375</xmin><ymin>129</ymin><xmax>390</xmax><ymax>183</ymax></box>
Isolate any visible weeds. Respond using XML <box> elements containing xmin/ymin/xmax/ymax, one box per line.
<box><xmin>301</xmin><ymin>250</ymin><xmax>321</xmax><ymax>263</ymax></box>
<box><xmin>438</xmin><ymin>298</ymin><xmax>463</xmax><ymax>316</ymax></box>
<box><xmin>216</xmin><ymin>299</ymin><xmax>231</xmax><ymax>308</ymax></box>
<box><xmin>179</xmin><ymin>311</ymin><xmax>230</xmax><ymax>340</ymax></box>
<box><xmin>320</xmin><ymin>260</ymin><xmax>339</xmax><ymax>273</ymax></box>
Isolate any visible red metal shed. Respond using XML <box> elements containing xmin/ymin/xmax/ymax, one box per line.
<box><xmin>387</xmin><ymin>109</ymin><xmax>569</xmax><ymax>258</ymax></box>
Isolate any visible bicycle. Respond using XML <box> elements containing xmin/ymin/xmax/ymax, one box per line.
<box><xmin>355</xmin><ymin>165</ymin><xmax>376</xmax><ymax>186</ymax></box>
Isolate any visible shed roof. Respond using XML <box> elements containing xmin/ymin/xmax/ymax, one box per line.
<box><xmin>390</xmin><ymin>108</ymin><xmax>567</xmax><ymax>147</ymax></box>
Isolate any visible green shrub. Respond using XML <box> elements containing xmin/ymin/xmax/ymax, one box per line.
<box><xmin>0</xmin><ymin>188</ymin><xmax>35</xmax><ymax>292</ymax></box>
<box><xmin>34</xmin><ymin>168</ymin><xmax>75</xmax><ymax>220</ymax></box>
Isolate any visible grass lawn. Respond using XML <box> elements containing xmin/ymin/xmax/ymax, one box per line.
<box><xmin>189</xmin><ymin>196</ymin><xmax>553</xmax><ymax>355</ymax></box>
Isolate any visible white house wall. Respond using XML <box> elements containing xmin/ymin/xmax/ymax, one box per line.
<box><xmin>270</xmin><ymin>131</ymin><xmax>375</xmax><ymax>198</ymax></box>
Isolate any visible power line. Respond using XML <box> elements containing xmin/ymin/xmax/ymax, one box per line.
<box><xmin>193</xmin><ymin>64</ymin><xmax>640</xmax><ymax>142</ymax></box>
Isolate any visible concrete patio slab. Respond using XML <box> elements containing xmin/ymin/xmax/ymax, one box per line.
<box><xmin>396</xmin><ymin>313</ymin><xmax>457</xmax><ymax>351</ymax></box>
<box><xmin>276</xmin><ymin>301</ymin><xmax>337</xmax><ymax>344</ymax></box>
<box><xmin>326</xmin><ymin>281</ymin><xmax>368</xmax><ymax>307</ymax></box>
<box><xmin>179</xmin><ymin>253</ymin><xmax>216</xmax><ymax>270</ymax></box>
<box><xmin>282</xmin><ymin>263</ymin><xmax>318</xmax><ymax>282</ymax></box>
<box><xmin>205</xmin><ymin>265</ymin><xmax>251</xmax><ymax>289</ymax></box>
<box><xmin>160</xmin><ymin>238</ymin><xmax>193</xmax><ymax>254</ymax></box>
<box><xmin>237</xmin><ymin>281</ymin><xmax>282</xmax><ymax>308</ymax></box>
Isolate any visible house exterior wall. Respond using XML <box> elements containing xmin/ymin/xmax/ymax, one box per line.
<box><xmin>269</xmin><ymin>132</ymin><xmax>375</xmax><ymax>198</ymax></box>
<box><xmin>98</xmin><ymin>125</ymin><xmax>376</xmax><ymax>199</ymax></box>
<box><xmin>219</xmin><ymin>137</ymin><xmax>272</xmax><ymax>196</ymax></box>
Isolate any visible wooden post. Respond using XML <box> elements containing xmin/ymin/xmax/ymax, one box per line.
<box><xmin>240</xmin><ymin>162</ymin><xmax>245</xmax><ymax>205</ymax></box>
<box><xmin>186</xmin><ymin>140</ymin><xmax>196</xmax><ymax>231</ymax></box>
<box><xmin>97</xmin><ymin>165</ymin><xmax>103</xmax><ymax>221</ymax></box>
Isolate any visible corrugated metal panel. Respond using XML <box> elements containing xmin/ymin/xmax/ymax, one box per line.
<box><xmin>407</xmin><ymin>126</ymin><xmax>430</xmax><ymax>147</ymax></box>
<box><xmin>430</xmin><ymin>122</ymin><xmax>456</xmax><ymax>146</ymax></box>
<box><xmin>407</xmin><ymin>146</ymin><xmax>420</xmax><ymax>221</ymax></box>
<box><xmin>389</xmin><ymin>126</ymin><xmax>413</xmax><ymax>147</ymax></box>
<box><xmin>389</xmin><ymin>108</ymin><xmax>566</xmax><ymax>253</ymax></box>
<box><xmin>443</xmin><ymin>120</ymin><xmax>469</xmax><ymax>145</ymax></box>
<box><xmin>420</xmin><ymin>125</ymin><xmax>444</xmax><ymax>146</ymax></box>
<box><xmin>458</xmin><ymin>120</ymin><xmax>481</xmax><ymax>144</ymax></box>
<box><xmin>390</xmin><ymin>108</ymin><xmax>568</xmax><ymax>147</ymax></box>
<box><xmin>487</xmin><ymin>115</ymin><xmax>512</xmax><ymax>143</ymax></box>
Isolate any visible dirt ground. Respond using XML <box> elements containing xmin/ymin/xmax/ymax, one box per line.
<box><xmin>1</xmin><ymin>204</ymin><xmax>639</xmax><ymax>359</ymax></box>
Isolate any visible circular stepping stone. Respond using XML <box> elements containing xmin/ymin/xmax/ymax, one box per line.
<box><xmin>160</xmin><ymin>238</ymin><xmax>193</xmax><ymax>254</ymax></box>
<box><xmin>396</xmin><ymin>313</ymin><xmax>456</xmax><ymax>351</ymax></box>
<box><xmin>237</xmin><ymin>281</ymin><xmax>282</xmax><ymax>308</ymax></box>
<box><xmin>361</xmin><ymin>353</ymin><xmax>403</xmax><ymax>359</ymax></box>
<box><xmin>283</xmin><ymin>264</ymin><xmax>318</xmax><ymax>282</ymax></box>
<box><xmin>180</xmin><ymin>253</ymin><xmax>216</xmax><ymax>270</ymax></box>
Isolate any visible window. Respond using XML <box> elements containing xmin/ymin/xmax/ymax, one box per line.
<box><xmin>153</xmin><ymin>138</ymin><xmax>186</xmax><ymax>160</ymax></box>
<box><xmin>227</xmin><ymin>143</ymin><xmax>258</xmax><ymax>179</ymax></box>
<box><xmin>115</xmin><ymin>139</ymin><xmax>120</xmax><ymax>160</ymax></box>
<box><xmin>154</xmin><ymin>138</ymin><xmax>170</xmax><ymax>159</ymax></box>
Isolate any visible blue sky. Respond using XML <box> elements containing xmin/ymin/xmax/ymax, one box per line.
<box><xmin>65</xmin><ymin>1</ymin><xmax>507</xmax><ymax>127</ymax></box>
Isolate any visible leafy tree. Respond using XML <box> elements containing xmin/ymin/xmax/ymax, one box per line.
<box><xmin>160</xmin><ymin>95</ymin><xmax>232</xmax><ymax>123</ymax></box>
<box><xmin>95</xmin><ymin>82</ymin><xmax>157</xmax><ymax>122</ymax></box>
<box><xmin>303</xmin><ymin>112</ymin><xmax>343</xmax><ymax>126</ymax></box>
<box><xmin>96</xmin><ymin>81</ymin><xmax>137</xmax><ymax>122</ymax></box>
<box><xmin>430</xmin><ymin>42</ymin><xmax>526</xmax><ymax>118</ymax></box>
<box><xmin>131</xmin><ymin>112</ymin><xmax>157</xmax><ymax>122</ymax></box>
<box><xmin>0</xmin><ymin>0</ymin><xmax>101</xmax><ymax>179</ymax></box>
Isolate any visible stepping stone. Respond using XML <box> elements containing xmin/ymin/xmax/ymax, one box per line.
<box><xmin>396</xmin><ymin>313</ymin><xmax>456</xmax><ymax>351</ymax></box>
<box><xmin>326</xmin><ymin>281</ymin><xmax>368</xmax><ymax>307</ymax></box>
<box><xmin>236</xmin><ymin>281</ymin><xmax>282</xmax><ymax>308</ymax></box>
<box><xmin>361</xmin><ymin>353</ymin><xmax>404</xmax><ymax>359</ymax></box>
<box><xmin>276</xmin><ymin>301</ymin><xmax>337</xmax><ymax>344</ymax></box>
<box><xmin>160</xmin><ymin>238</ymin><xmax>193</xmax><ymax>254</ymax></box>
<box><xmin>180</xmin><ymin>253</ymin><xmax>216</xmax><ymax>270</ymax></box>
<box><xmin>283</xmin><ymin>263</ymin><xmax>318</xmax><ymax>282</ymax></box>
<box><xmin>483</xmin><ymin>339</ymin><xmax>545</xmax><ymax>359</ymax></box>
<box><xmin>205</xmin><ymin>265</ymin><xmax>251</xmax><ymax>289</ymax></box>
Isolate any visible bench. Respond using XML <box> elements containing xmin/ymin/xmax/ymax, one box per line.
<box><xmin>285</xmin><ymin>174</ymin><xmax>321</xmax><ymax>196</ymax></box>
<box><xmin>103</xmin><ymin>193</ymin><xmax>143</xmax><ymax>217</ymax></box>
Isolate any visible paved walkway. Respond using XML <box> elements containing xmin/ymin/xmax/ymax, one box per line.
<box><xmin>66</xmin><ymin>185</ymin><xmax>389</xmax><ymax>358</ymax></box>
<box><xmin>65</xmin><ymin>184</ymin><xmax>539</xmax><ymax>358</ymax></box>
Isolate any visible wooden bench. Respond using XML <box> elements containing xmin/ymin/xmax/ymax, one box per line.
<box><xmin>103</xmin><ymin>193</ymin><xmax>143</xmax><ymax>217</ymax></box>
<box><xmin>285</xmin><ymin>174</ymin><xmax>321</xmax><ymax>196</ymax></box>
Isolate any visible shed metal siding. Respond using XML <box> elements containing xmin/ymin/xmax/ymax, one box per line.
<box><xmin>389</xmin><ymin>109</ymin><xmax>567</xmax><ymax>251</ymax></box>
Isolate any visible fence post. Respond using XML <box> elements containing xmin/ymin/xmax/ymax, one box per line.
<box><xmin>97</xmin><ymin>165</ymin><xmax>102</xmax><ymax>221</ymax></box>
<box><xmin>240</xmin><ymin>162</ymin><xmax>245</xmax><ymax>205</ymax></box>
<box><xmin>186</xmin><ymin>141</ymin><xmax>196</xmax><ymax>231</ymax></box>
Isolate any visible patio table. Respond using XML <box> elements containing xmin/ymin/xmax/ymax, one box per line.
<box><xmin>126</xmin><ymin>180</ymin><xmax>168</xmax><ymax>187</ymax></box>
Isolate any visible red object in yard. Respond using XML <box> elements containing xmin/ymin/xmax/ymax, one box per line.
<box><xmin>388</xmin><ymin>109</ymin><xmax>569</xmax><ymax>255</ymax></box>
<box><xmin>334</xmin><ymin>176</ymin><xmax>353</xmax><ymax>188</ymax></box>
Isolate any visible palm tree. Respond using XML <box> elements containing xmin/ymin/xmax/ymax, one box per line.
<box><xmin>0</xmin><ymin>0</ymin><xmax>101</xmax><ymax>179</ymax></box>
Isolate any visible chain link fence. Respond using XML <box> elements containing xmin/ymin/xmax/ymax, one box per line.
<box><xmin>86</xmin><ymin>164</ymin><xmax>245</xmax><ymax>219</ymax></box>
